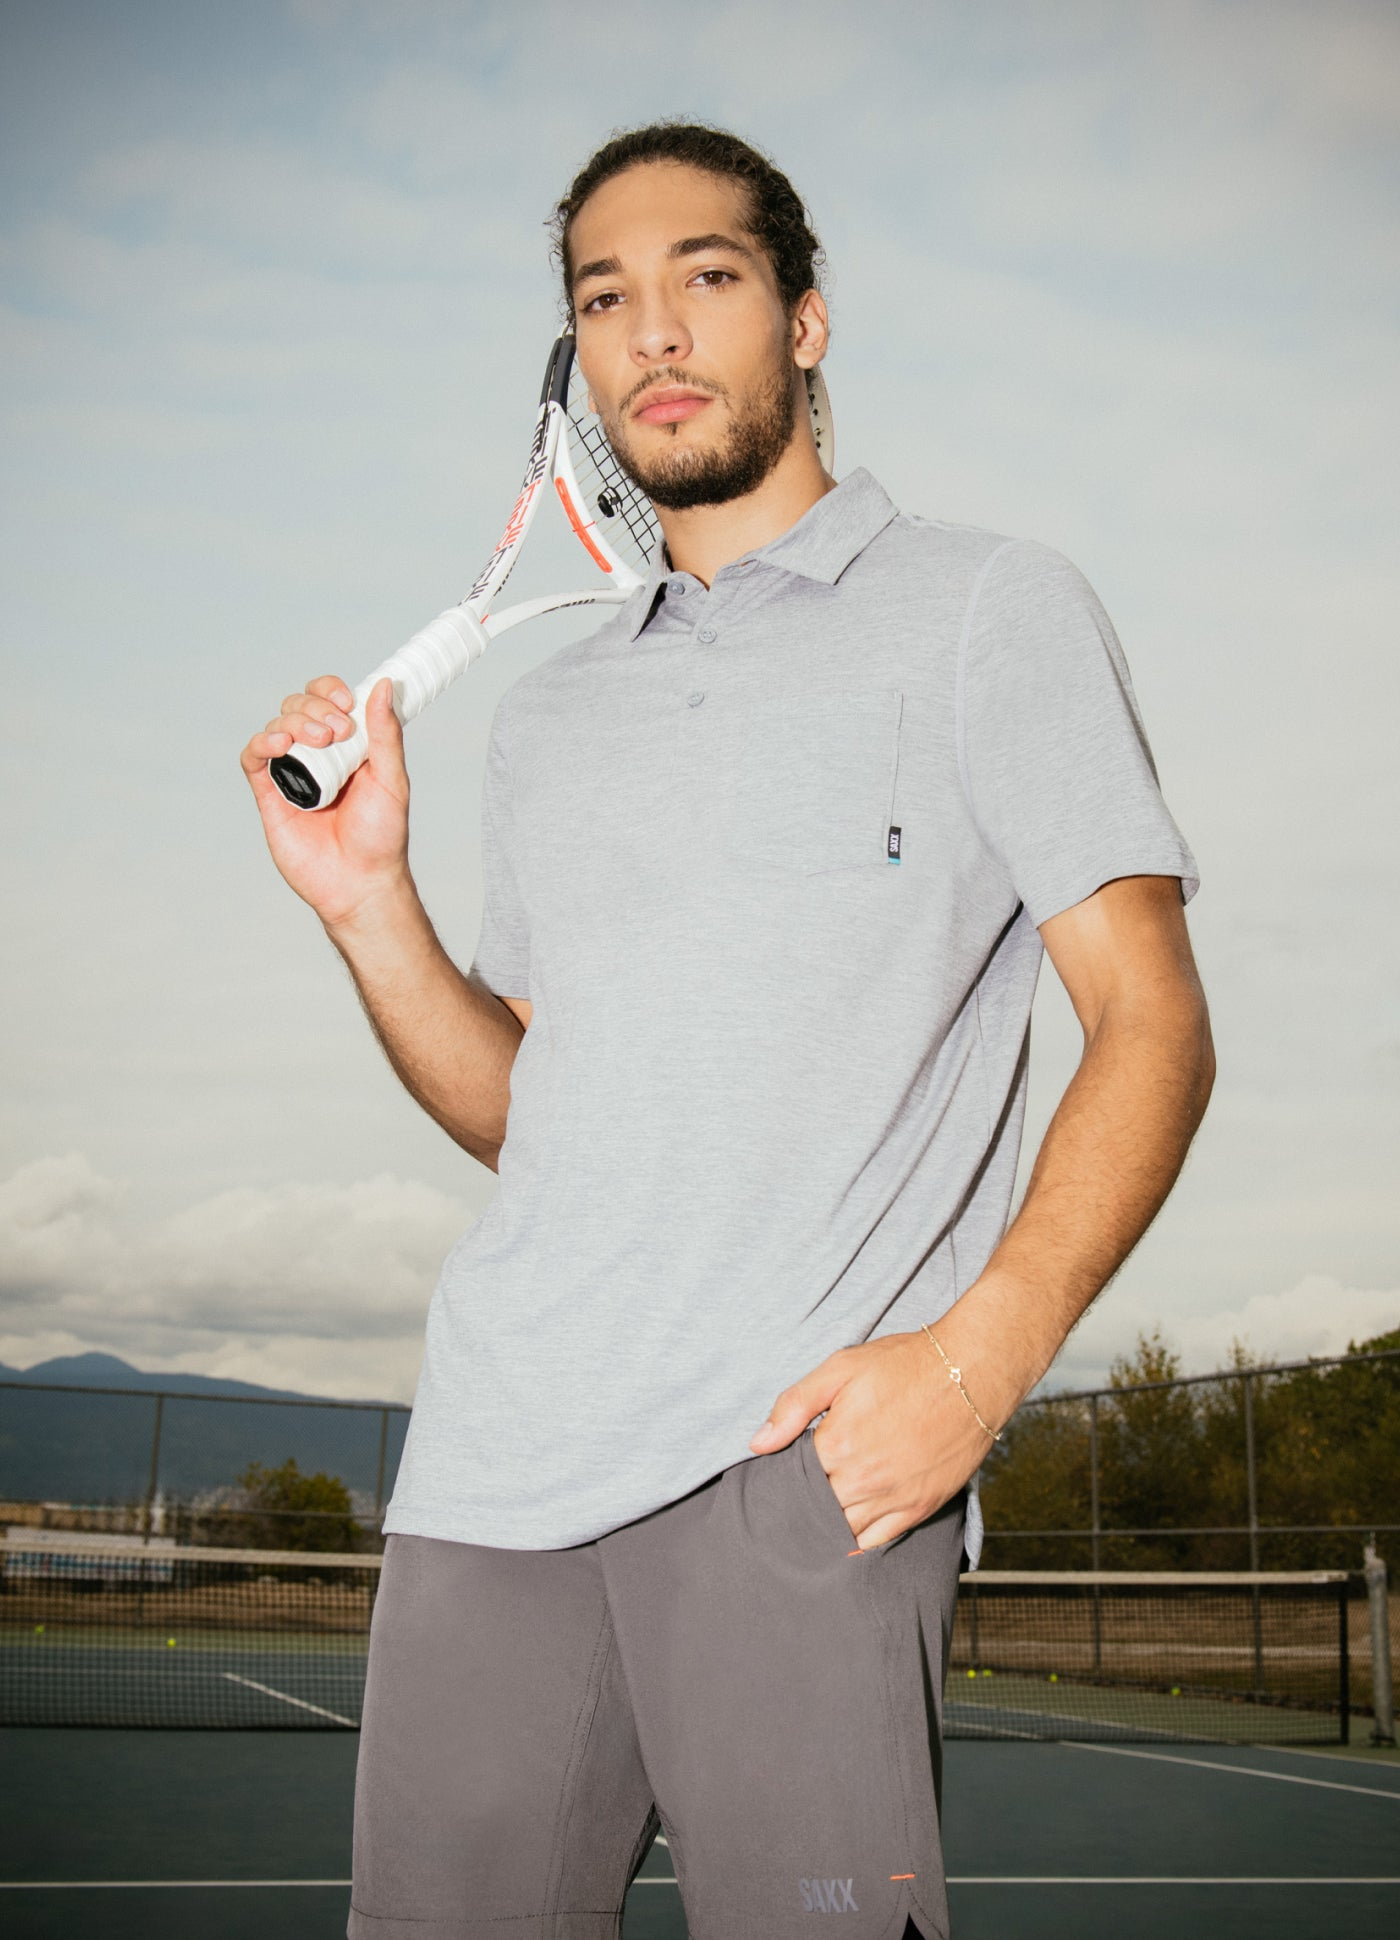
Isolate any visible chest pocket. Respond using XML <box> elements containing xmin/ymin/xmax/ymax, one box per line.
<box><xmin>696</xmin><ymin>686</ymin><xmax>904</xmax><ymax>877</ymax></box>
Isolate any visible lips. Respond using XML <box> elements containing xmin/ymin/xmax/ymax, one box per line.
<box><xmin>632</xmin><ymin>386</ymin><xmax>714</xmax><ymax>427</ymax></box>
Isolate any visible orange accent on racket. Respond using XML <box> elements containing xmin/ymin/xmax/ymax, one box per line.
<box><xmin>554</xmin><ymin>477</ymin><xmax>613</xmax><ymax>573</ymax></box>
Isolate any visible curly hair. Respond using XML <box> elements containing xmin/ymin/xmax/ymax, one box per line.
<box><xmin>550</xmin><ymin>121</ymin><xmax>826</xmax><ymax>320</ymax></box>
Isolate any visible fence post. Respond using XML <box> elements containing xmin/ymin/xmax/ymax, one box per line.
<box><xmin>1364</xmin><ymin>1537</ymin><xmax>1395</xmax><ymax>1747</ymax></box>
<box><xmin>142</xmin><ymin>1393</ymin><xmax>165</xmax><ymax>1542</ymax></box>
<box><xmin>1242</xmin><ymin>1371</ymin><xmax>1263</xmax><ymax>1690</ymax></box>
<box><xmin>1242</xmin><ymin>1371</ymin><xmax>1259</xmax><ymax>1570</ymax></box>
<box><xmin>374</xmin><ymin>1408</ymin><xmax>390</xmax><ymax>1523</ymax></box>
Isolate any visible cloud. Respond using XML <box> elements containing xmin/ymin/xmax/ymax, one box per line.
<box><xmin>1055</xmin><ymin>1273</ymin><xmax>1400</xmax><ymax>1389</ymax></box>
<box><xmin>1</xmin><ymin>0</ymin><xmax>1395</xmax><ymax>1406</ymax></box>
<box><xmin>0</xmin><ymin>1155</ymin><xmax>472</xmax><ymax>1397</ymax></box>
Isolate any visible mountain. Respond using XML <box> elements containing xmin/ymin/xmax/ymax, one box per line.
<box><xmin>0</xmin><ymin>1354</ymin><xmax>408</xmax><ymax>1511</ymax></box>
<box><xmin>0</xmin><ymin>1351</ymin><xmax>391</xmax><ymax>1406</ymax></box>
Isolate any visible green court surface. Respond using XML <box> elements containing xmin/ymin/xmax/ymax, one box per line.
<box><xmin>1</xmin><ymin>1729</ymin><xmax>1397</xmax><ymax>1938</ymax></box>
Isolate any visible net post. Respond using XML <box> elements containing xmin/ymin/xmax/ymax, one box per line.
<box><xmin>1088</xmin><ymin>1395</ymin><xmax>1103</xmax><ymax>1676</ymax></box>
<box><xmin>1339</xmin><ymin>1574</ymin><xmax>1352</xmax><ymax>1745</ymax></box>
<box><xmin>1364</xmin><ymin>1538</ymin><xmax>1395</xmax><ymax>1746</ymax></box>
<box><xmin>142</xmin><ymin>1392</ymin><xmax>165</xmax><ymax>1542</ymax></box>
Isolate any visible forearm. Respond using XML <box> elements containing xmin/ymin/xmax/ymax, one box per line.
<box><xmin>940</xmin><ymin>987</ymin><xmax>1215</xmax><ymax>1424</ymax></box>
<box><xmin>324</xmin><ymin>877</ymin><xmax>524</xmax><ymax>1169</ymax></box>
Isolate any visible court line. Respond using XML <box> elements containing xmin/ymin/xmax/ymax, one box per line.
<box><xmin>0</xmin><ymin>1882</ymin><xmax>355</xmax><ymax>1890</ymax></box>
<box><xmin>945</xmin><ymin>1877</ymin><xmax>1400</xmax><ymax>1886</ymax></box>
<box><xmin>1261</xmin><ymin>1744</ymin><xmax>1400</xmax><ymax>1777</ymax></box>
<box><xmin>1067</xmin><ymin>1741</ymin><xmax>1400</xmax><ymax>1801</ymax></box>
<box><xmin>4</xmin><ymin>1877</ymin><xmax>1399</xmax><ymax>1891</ymax></box>
<box><xmin>0</xmin><ymin>1880</ymin><xmax>684</xmax><ymax>1891</ymax></box>
<box><xmin>219</xmin><ymin>1672</ymin><xmax>358</xmax><ymax>1728</ymax></box>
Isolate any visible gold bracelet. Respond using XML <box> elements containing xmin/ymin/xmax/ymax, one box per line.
<box><xmin>921</xmin><ymin>1325</ymin><xmax>1002</xmax><ymax>1442</ymax></box>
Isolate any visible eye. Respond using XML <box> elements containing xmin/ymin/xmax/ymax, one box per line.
<box><xmin>581</xmin><ymin>290</ymin><xmax>623</xmax><ymax>315</ymax></box>
<box><xmin>692</xmin><ymin>267</ymin><xmax>736</xmax><ymax>290</ymax></box>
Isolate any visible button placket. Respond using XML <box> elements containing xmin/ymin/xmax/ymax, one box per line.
<box><xmin>681</xmin><ymin>585</ymin><xmax>720</xmax><ymax>711</ymax></box>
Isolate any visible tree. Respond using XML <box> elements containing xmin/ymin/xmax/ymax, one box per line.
<box><xmin>977</xmin><ymin>1324</ymin><xmax>1400</xmax><ymax>1571</ymax></box>
<box><xmin>220</xmin><ymin>1457</ymin><xmax>363</xmax><ymax>1551</ymax></box>
<box><xmin>1096</xmin><ymin>1327</ymin><xmax>1216</xmax><ymax>1566</ymax></box>
<box><xmin>978</xmin><ymin>1397</ymin><xmax>1094</xmax><ymax>1567</ymax></box>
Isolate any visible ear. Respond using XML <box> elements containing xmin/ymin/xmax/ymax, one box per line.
<box><xmin>791</xmin><ymin>288</ymin><xmax>829</xmax><ymax>370</ymax></box>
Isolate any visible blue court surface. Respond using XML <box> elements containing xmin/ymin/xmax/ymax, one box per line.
<box><xmin>1</xmin><ymin>1728</ymin><xmax>1397</xmax><ymax>1938</ymax></box>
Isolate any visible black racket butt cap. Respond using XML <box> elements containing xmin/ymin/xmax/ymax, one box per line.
<box><xmin>270</xmin><ymin>755</ymin><xmax>322</xmax><ymax>809</ymax></box>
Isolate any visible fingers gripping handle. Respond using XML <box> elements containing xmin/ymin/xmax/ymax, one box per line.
<box><xmin>269</xmin><ymin>606</ymin><xmax>490</xmax><ymax>810</ymax></box>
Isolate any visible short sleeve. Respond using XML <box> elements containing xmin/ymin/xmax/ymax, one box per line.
<box><xmin>468</xmin><ymin>689</ymin><xmax>532</xmax><ymax>998</ymax></box>
<box><xmin>956</xmin><ymin>539</ymin><xmax>1200</xmax><ymax>928</ymax></box>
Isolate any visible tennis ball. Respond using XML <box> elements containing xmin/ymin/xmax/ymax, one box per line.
<box><xmin>982</xmin><ymin>1668</ymin><xmax>993</xmax><ymax>1678</ymax></box>
<box><xmin>34</xmin><ymin>1624</ymin><xmax>44</xmax><ymax>1636</ymax></box>
<box><xmin>1049</xmin><ymin>1673</ymin><xmax>1058</xmax><ymax>1683</ymax></box>
<box><xmin>1170</xmin><ymin>1685</ymin><xmax>1181</xmax><ymax>1696</ymax></box>
<box><xmin>167</xmin><ymin>1637</ymin><xmax>177</xmax><ymax>1648</ymax></box>
<box><xmin>966</xmin><ymin>1668</ymin><xmax>977</xmax><ymax>1679</ymax></box>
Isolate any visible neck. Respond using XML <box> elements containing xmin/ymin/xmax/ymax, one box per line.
<box><xmin>655</xmin><ymin>430</ymin><xmax>835</xmax><ymax>587</ymax></box>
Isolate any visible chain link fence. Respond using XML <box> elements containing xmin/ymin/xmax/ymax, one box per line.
<box><xmin>3</xmin><ymin>1345</ymin><xmax>1397</xmax><ymax>1569</ymax></box>
<box><xmin>977</xmin><ymin>1346</ymin><xmax>1400</xmax><ymax>1572</ymax></box>
<box><xmin>0</xmin><ymin>1379</ymin><xmax>409</xmax><ymax>1551</ymax></box>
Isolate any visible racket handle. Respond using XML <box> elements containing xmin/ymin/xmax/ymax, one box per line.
<box><xmin>269</xmin><ymin>605</ymin><xmax>490</xmax><ymax>810</ymax></box>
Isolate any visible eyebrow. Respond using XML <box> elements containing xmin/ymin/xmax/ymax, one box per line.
<box><xmin>572</xmin><ymin>232</ymin><xmax>758</xmax><ymax>290</ymax></box>
<box><xmin>667</xmin><ymin>232</ymin><xmax>758</xmax><ymax>264</ymax></box>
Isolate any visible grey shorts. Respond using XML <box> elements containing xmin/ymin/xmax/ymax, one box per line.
<box><xmin>349</xmin><ymin>1423</ymin><xmax>967</xmax><ymax>1940</ymax></box>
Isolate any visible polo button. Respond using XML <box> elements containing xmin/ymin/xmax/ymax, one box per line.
<box><xmin>697</xmin><ymin>625</ymin><xmax>717</xmax><ymax>643</ymax></box>
<box><xmin>672</xmin><ymin>582</ymin><xmax>687</xmax><ymax>596</ymax></box>
<box><xmin>687</xmin><ymin>690</ymin><xmax>705</xmax><ymax>707</ymax></box>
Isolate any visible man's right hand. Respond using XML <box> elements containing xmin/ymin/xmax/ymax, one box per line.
<box><xmin>240</xmin><ymin>674</ymin><xmax>412</xmax><ymax>931</ymax></box>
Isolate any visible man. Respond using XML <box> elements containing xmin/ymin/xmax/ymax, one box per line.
<box><xmin>241</xmin><ymin>124</ymin><xmax>1213</xmax><ymax>1940</ymax></box>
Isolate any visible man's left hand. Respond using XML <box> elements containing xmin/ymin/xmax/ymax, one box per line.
<box><xmin>747</xmin><ymin>1330</ymin><xmax>1000</xmax><ymax>1550</ymax></box>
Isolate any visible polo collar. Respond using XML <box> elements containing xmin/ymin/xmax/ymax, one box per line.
<box><xmin>622</xmin><ymin>467</ymin><xmax>899</xmax><ymax>642</ymax></box>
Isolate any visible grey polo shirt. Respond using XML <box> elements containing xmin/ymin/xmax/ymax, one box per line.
<box><xmin>384</xmin><ymin>468</ymin><xmax>1199</xmax><ymax>1562</ymax></box>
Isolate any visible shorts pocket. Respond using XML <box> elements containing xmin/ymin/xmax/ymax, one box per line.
<box><xmin>700</xmin><ymin>686</ymin><xmax>904</xmax><ymax>877</ymax></box>
<box><xmin>799</xmin><ymin>1424</ymin><xmax>860</xmax><ymax>1551</ymax></box>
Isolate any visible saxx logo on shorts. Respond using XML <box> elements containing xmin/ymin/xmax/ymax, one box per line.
<box><xmin>799</xmin><ymin>1877</ymin><xmax>859</xmax><ymax>1912</ymax></box>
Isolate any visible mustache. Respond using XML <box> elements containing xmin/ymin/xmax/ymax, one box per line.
<box><xmin>618</xmin><ymin>365</ymin><xmax>728</xmax><ymax>415</ymax></box>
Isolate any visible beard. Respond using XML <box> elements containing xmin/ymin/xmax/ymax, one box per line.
<box><xmin>601</xmin><ymin>359</ymin><xmax>800</xmax><ymax>512</ymax></box>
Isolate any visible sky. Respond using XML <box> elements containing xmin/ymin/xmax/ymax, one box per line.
<box><xmin>1</xmin><ymin>0</ymin><xmax>1397</xmax><ymax>1404</ymax></box>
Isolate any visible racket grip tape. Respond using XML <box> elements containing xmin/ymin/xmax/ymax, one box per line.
<box><xmin>269</xmin><ymin>606</ymin><xmax>490</xmax><ymax>810</ymax></box>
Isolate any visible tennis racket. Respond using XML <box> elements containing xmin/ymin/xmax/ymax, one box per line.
<box><xmin>270</xmin><ymin>335</ymin><xmax>836</xmax><ymax>810</ymax></box>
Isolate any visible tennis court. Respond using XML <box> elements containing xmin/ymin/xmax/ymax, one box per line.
<box><xmin>2</xmin><ymin>1535</ymin><xmax>1397</xmax><ymax>1935</ymax></box>
<box><xmin>2</xmin><ymin>1728</ymin><xmax>1397</xmax><ymax>1938</ymax></box>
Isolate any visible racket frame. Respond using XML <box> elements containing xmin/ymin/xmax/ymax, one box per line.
<box><xmin>269</xmin><ymin>336</ymin><xmax>834</xmax><ymax>809</ymax></box>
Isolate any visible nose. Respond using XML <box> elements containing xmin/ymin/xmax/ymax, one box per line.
<box><xmin>629</xmin><ymin>292</ymin><xmax>692</xmax><ymax>368</ymax></box>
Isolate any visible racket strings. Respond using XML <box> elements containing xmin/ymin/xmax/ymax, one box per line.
<box><xmin>564</xmin><ymin>376</ymin><xmax>660</xmax><ymax>577</ymax></box>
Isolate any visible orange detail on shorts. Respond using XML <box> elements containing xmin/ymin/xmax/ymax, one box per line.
<box><xmin>890</xmin><ymin>1872</ymin><xmax>916</xmax><ymax>1880</ymax></box>
<box><xmin>848</xmin><ymin>1547</ymin><xmax>865</xmax><ymax>1557</ymax></box>
<box><xmin>554</xmin><ymin>478</ymin><xmax>612</xmax><ymax>572</ymax></box>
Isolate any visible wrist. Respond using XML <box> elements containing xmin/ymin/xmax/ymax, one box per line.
<box><xmin>920</xmin><ymin>1325</ymin><xmax>1005</xmax><ymax>1442</ymax></box>
<box><xmin>924</xmin><ymin>1273</ymin><xmax>1059</xmax><ymax>1429</ymax></box>
<box><xmin>322</xmin><ymin>870</ymin><xmax>425</xmax><ymax>955</ymax></box>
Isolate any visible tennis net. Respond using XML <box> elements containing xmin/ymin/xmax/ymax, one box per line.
<box><xmin>2</xmin><ymin>1533</ymin><xmax>379</xmax><ymax>1729</ymax></box>
<box><xmin>1</xmin><ymin>1536</ymin><xmax>1362</xmax><ymax>1742</ymax></box>
<box><xmin>950</xmin><ymin>1569</ymin><xmax>1357</xmax><ymax>1743</ymax></box>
